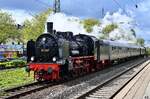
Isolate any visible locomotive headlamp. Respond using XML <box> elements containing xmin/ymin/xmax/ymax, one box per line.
<box><xmin>31</xmin><ymin>56</ymin><xmax>34</xmax><ymax>61</ymax></box>
<box><xmin>42</xmin><ymin>37</ymin><xmax>46</xmax><ymax>41</ymax></box>
<box><xmin>52</xmin><ymin>57</ymin><xmax>56</xmax><ymax>62</ymax></box>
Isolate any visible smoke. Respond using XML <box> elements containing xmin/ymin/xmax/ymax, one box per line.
<box><xmin>46</xmin><ymin>10</ymin><xmax>140</xmax><ymax>44</ymax></box>
<box><xmin>45</xmin><ymin>12</ymin><xmax>86</xmax><ymax>34</ymax></box>
<box><xmin>100</xmin><ymin>9</ymin><xmax>137</xmax><ymax>43</ymax></box>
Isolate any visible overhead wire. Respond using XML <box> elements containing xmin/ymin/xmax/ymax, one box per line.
<box><xmin>25</xmin><ymin>10</ymin><xmax>35</xmax><ymax>17</ymax></box>
<box><xmin>24</xmin><ymin>7</ymin><xmax>38</xmax><ymax>19</ymax></box>
<box><xmin>34</xmin><ymin>0</ymin><xmax>50</xmax><ymax>8</ymax></box>
<box><xmin>24</xmin><ymin>0</ymin><xmax>52</xmax><ymax>20</ymax></box>
<box><xmin>112</xmin><ymin>0</ymin><xmax>130</xmax><ymax>16</ymax></box>
<box><xmin>23</xmin><ymin>0</ymin><xmax>138</xmax><ymax>19</ymax></box>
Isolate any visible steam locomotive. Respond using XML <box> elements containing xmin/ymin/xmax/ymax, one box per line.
<box><xmin>26</xmin><ymin>22</ymin><xmax>146</xmax><ymax>81</ymax></box>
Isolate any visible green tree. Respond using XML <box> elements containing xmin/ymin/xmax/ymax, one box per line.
<box><xmin>137</xmin><ymin>38</ymin><xmax>145</xmax><ymax>46</ymax></box>
<box><xmin>21</xmin><ymin>8</ymin><xmax>52</xmax><ymax>43</ymax></box>
<box><xmin>82</xmin><ymin>18</ymin><xmax>100</xmax><ymax>33</ymax></box>
<box><xmin>0</xmin><ymin>11</ymin><xmax>19</xmax><ymax>44</ymax></box>
<box><xmin>102</xmin><ymin>23</ymin><xmax>118</xmax><ymax>34</ymax></box>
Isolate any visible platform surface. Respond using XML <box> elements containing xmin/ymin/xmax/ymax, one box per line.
<box><xmin>114</xmin><ymin>60</ymin><xmax>150</xmax><ymax>99</ymax></box>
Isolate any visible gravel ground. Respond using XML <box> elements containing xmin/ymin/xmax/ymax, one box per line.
<box><xmin>19</xmin><ymin>58</ymin><xmax>145</xmax><ymax>99</ymax></box>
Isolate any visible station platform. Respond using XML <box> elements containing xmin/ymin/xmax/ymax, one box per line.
<box><xmin>114</xmin><ymin>60</ymin><xmax>150</xmax><ymax>99</ymax></box>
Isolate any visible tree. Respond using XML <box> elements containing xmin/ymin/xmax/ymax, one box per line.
<box><xmin>137</xmin><ymin>38</ymin><xmax>145</xmax><ymax>46</ymax></box>
<box><xmin>21</xmin><ymin>8</ymin><xmax>52</xmax><ymax>43</ymax></box>
<box><xmin>0</xmin><ymin>10</ymin><xmax>19</xmax><ymax>44</ymax></box>
<box><xmin>82</xmin><ymin>18</ymin><xmax>100</xmax><ymax>33</ymax></box>
<box><xmin>102</xmin><ymin>23</ymin><xmax>118</xmax><ymax>34</ymax></box>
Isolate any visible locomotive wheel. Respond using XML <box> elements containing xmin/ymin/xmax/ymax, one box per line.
<box><xmin>78</xmin><ymin>68</ymin><xmax>82</xmax><ymax>76</ymax></box>
<box><xmin>35</xmin><ymin>71</ymin><xmax>45</xmax><ymax>82</ymax></box>
<box><xmin>72</xmin><ymin>70</ymin><xmax>78</xmax><ymax>77</ymax></box>
<box><xmin>69</xmin><ymin>71</ymin><xmax>74</xmax><ymax>78</ymax></box>
<box><xmin>80</xmin><ymin>68</ymin><xmax>85</xmax><ymax>76</ymax></box>
<box><xmin>36</xmin><ymin>74</ymin><xmax>43</xmax><ymax>82</ymax></box>
<box><xmin>83</xmin><ymin>68</ymin><xmax>88</xmax><ymax>74</ymax></box>
<box><xmin>36</xmin><ymin>77</ymin><xmax>43</xmax><ymax>82</ymax></box>
<box><xmin>81</xmin><ymin>68</ymin><xmax>86</xmax><ymax>75</ymax></box>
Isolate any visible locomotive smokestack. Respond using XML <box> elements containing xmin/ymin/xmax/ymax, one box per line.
<box><xmin>47</xmin><ymin>22</ymin><xmax>53</xmax><ymax>33</ymax></box>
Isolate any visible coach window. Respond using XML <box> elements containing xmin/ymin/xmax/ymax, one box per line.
<box><xmin>112</xmin><ymin>47</ymin><xmax>114</xmax><ymax>50</ymax></box>
<box><xmin>112</xmin><ymin>46</ymin><xmax>116</xmax><ymax>50</ymax></box>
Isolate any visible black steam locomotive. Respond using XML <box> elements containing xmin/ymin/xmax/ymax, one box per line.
<box><xmin>26</xmin><ymin>22</ymin><xmax>146</xmax><ymax>81</ymax></box>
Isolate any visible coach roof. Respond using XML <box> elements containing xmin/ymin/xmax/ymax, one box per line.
<box><xmin>102</xmin><ymin>40</ymin><xmax>141</xmax><ymax>48</ymax></box>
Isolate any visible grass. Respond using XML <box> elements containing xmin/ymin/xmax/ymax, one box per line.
<box><xmin>0</xmin><ymin>68</ymin><xmax>34</xmax><ymax>90</ymax></box>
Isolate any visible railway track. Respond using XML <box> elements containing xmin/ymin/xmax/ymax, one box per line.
<box><xmin>0</xmin><ymin>81</ymin><xmax>57</xmax><ymax>99</ymax></box>
<box><xmin>76</xmin><ymin>58</ymin><xmax>150</xmax><ymax>99</ymax></box>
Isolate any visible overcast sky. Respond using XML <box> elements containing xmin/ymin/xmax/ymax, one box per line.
<box><xmin>0</xmin><ymin>0</ymin><xmax>150</xmax><ymax>41</ymax></box>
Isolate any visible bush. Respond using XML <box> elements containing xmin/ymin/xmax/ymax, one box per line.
<box><xmin>10</xmin><ymin>60</ymin><xmax>26</xmax><ymax>67</ymax></box>
<box><xmin>102</xmin><ymin>24</ymin><xmax>118</xmax><ymax>34</ymax></box>
<box><xmin>0</xmin><ymin>63</ymin><xmax>6</xmax><ymax>69</ymax></box>
<box><xmin>82</xmin><ymin>18</ymin><xmax>100</xmax><ymax>33</ymax></box>
<box><xmin>0</xmin><ymin>59</ymin><xmax>27</xmax><ymax>68</ymax></box>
